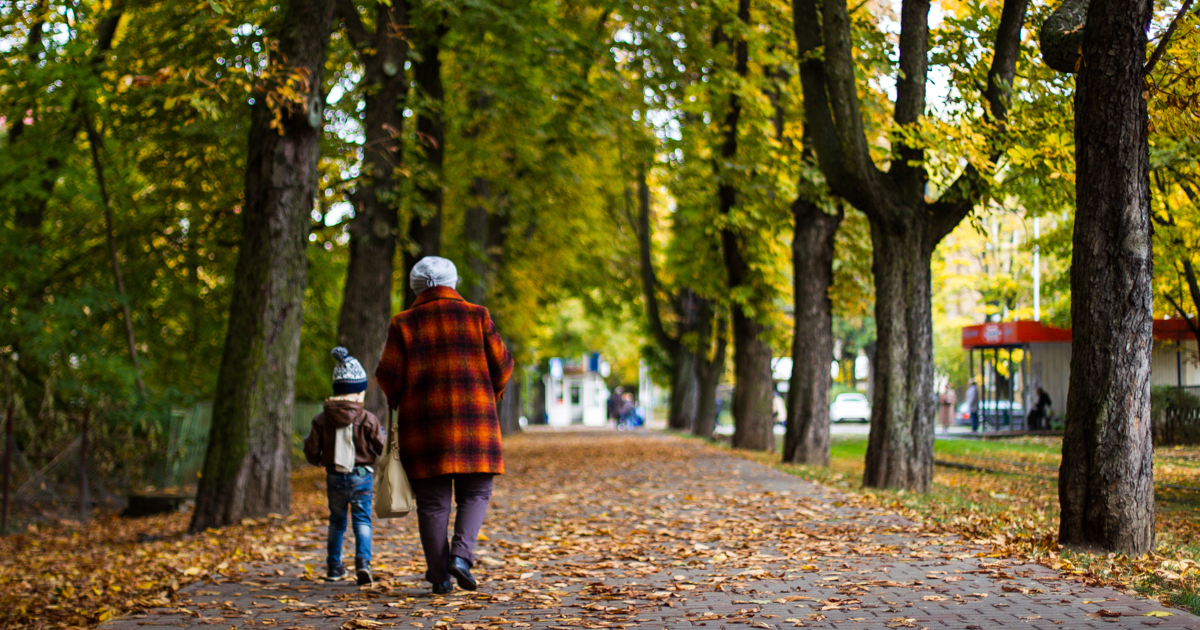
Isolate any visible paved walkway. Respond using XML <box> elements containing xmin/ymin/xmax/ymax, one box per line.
<box><xmin>104</xmin><ymin>431</ymin><xmax>1200</xmax><ymax>630</ymax></box>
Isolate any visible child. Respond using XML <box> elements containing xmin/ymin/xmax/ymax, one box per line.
<box><xmin>304</xmin><ymin>347</ymin><xmax>386</xmax><ymax>585</ymax></box>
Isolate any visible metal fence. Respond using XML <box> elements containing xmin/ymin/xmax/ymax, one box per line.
<box><xmin>156</xmin><ymin>401</ymin><xmax>325</xmax><ymax>489</ymax></box>
<box><xmin>1153</xmin><ymin>386</ymin><xmax>1200</xmax><ymax>446</ymax></box>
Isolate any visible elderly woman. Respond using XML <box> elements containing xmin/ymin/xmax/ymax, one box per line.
<box><xmin>375</xmin><ymin>257</ymin><xmax>514</xmax><ymax>595</ymax></box>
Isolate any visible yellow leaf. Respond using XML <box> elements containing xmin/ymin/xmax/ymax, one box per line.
<box><xmin>1144</xmin><ymin>611</ymin><xmax>1174</xmax><ymax>617</ymax></box>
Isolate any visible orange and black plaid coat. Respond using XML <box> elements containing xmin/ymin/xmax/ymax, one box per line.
<box><xmin>375</xmin><ymin>286</ymin><xmax>514</xmax><ymax>479</ymax></box>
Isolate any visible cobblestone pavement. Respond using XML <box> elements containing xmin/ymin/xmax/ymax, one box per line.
<box><xmin>103</xmin><ymin>431</ymin><xmax>1200</xmax><ymax>630</ymax></box>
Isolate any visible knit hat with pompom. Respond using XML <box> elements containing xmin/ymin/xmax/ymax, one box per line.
<box><xmin>331</xmin><ymin>346</ymin><xmax>368</xmax><ymax>395</ymax></box>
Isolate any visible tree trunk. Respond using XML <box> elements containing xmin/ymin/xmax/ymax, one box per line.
<box><xmin>719</xmin><ymin>0</ymin><xmax>772</xmax><ymax>451</ymax></box>
<box><xmin>694</xmin><ymin>309</ymin><xmax>727</xmax><ymax>440</ymax></box>
<box><xmin>463</xmin><ymin>177</ymin><xmax>490</xmax><ymax>305</ymax></box>
<box><xmin>1057</xmin><ymin>0</ymin><xmax>1154</xmax><ymax>554</ymax></box>
<box><xmin>729</xmin><ymin>312</ymin><xmax>775</xmax><ymax>450</ymax></box>
<box><xmin>498</xmin><ymin>372</ymin><xmax>522</xmax><ymax>435</ymax></box>
<box><xmin>669</xmin><ymin>343</ymin><xmax>699</xmax><ymax>431</ymax></box>
<box><xmin>783</xmin><ymin>199</ymin><xmax>841</xmax><ymax>465</ymax></box>
<box><xmin>403</xmin><ymin>23</ymin><xmax>448</xmax><ymax>306</ymax></box>
<box><xmin>860</xmin><ymin>221</ymin><xmax>936</xmax><ymax>490</ymax></box>
<box><xmin>792</xmin><ymin>0</ymin><xmax>1027</xmax><ymax>488</ymax></box>
<box><xmin>335</xmin><ymin>0</ymin><xmax>409</xmax><ymax>420</ymax></box>
<box><xmin>633</xmin><ymin>164</ymin><xmax>698</xmax><ymax>430</ymax></box>
<box><xmin>190</xmin><ymin>0</ymin><xmax>336</xmax><ymax>532</ymax></box>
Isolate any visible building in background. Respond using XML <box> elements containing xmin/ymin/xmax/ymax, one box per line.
<box><xmin>961</xmin><ymin>319</ymin><xmax>1199</xmax><ymax>430</ymax></box>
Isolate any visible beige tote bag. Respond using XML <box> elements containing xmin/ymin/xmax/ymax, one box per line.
<box><xmin>374</xmin><ymin>408</ymin><xmax>416</xmax><ymax>518</ymax></box>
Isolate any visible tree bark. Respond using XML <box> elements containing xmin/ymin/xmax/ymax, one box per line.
<box><xmin>783</xmin><ymin>199</ymin><xmax>841</xmax><ymax>465</ymax></box>
<box><xmin>190</xmin><ymin>0</ymin><xmax>336</xmax><ymax>532</ymax></box>
<box><xmin>463</xmin><ymin>177</ymin><xmax>491</xmax><ymax>305</ymax></box>
<box><xmin>1057</xmin><ymin>0</ymin><xmax>1155</xmax><ymax>555</ymax></box>
<box><xmin>403</xmin><ymin>20</ymin><xmax>448</xmax><ymax>306</ymax></box>
<box><xmin>862</xmin><ymin>221</ymin><xmax>936</xmax><ymax>490</ymax></box>
<box><xmin>694</xmin><ymin>307</ymin><xmax>727</xmax><ymax>440</ymax></box>
<box><xmin>498</xmin><ymin>371</ymin><xmax>522</xmax><ymax>435</ymax></box>
<box><xmin>335</xmin><ymin>0</ymin><xmax>409</xmax><ymax>420</ymax></box>
<box><xmin>669</xmin><ymin>341</ymin><xmax>700</xmax><ymax>431</ymax></box>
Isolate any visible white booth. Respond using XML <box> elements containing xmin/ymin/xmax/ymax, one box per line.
<box><xmin>544</xmin><ymin>368</ymin><xmax>609</xmax><ymax>427</ymax></box>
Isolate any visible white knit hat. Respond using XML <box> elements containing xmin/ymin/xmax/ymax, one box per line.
<box><xmin>331</xmin><ymin>347</ymin><xmax>368</xmax><ymax>394</ymax></box>
<box><xmin>410</xmin><ymin>256</ymin><xmax>459</xmax><ymax>294</ymax></box>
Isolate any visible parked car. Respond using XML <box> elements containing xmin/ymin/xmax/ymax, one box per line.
<box><xmin>830</xmin><ymin>393</ymin><xmax>871</xmax><ymax>422</ymax></box>
<box><xmin>955</xmin><ymin>399</ymin><xmax>1026</xmax><ymax>428</ymax></box>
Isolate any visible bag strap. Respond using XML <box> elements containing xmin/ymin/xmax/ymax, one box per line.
<box><xmin>388</xmin><ymin>406</ymin><xmax>398</xmax><ymax>453</ymax></box>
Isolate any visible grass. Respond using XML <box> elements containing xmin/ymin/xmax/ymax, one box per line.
<box><xmin>705</xmin><ymin>432</ymin><xmax>1200</xmax><ymax>617</ymax></box>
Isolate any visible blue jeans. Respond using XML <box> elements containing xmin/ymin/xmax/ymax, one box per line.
<box><xmin>970</xmin><ymin>411</ymin><xmax>980</xmax><ymax>432</ymax></box>
<box><xmin>326</xmin><ymin>469</ymin><xmax>373</xmax><ymax>569</ymax></box>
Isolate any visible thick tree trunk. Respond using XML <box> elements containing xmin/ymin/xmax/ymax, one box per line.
<box><xmin>669</xmin><ymin>343</ymin><xmax>699</xmax><ymax>431</ymax></box>
<box><xmin>694</xmin><ymin>309</ymin><xmax>727</xmax><ymax>440</ymax></box>
<box><xmin>336</xmin><ymin>0</ymin><xmax>409</xmax><ymax>420</ymax></box>
<box><xmin>498</xmin><ymin>372</ymin><xmax>522</xmax><ymax>435</ymax></box>
<box><xmin>1057</xmin><ymin>0</ymin><xmax>1154</xmax><ymax>555</ymax></box>
<box><xmin>403</xmin><ymin>24</ymin><xmax>448</xmax><ymax>306</ymax></box>
<box><xmin>730</xmin><ymin>312</ymin><xmax>775</xmax><ymax>450</ymax></box>
<box><xmin>783</xmin><ymin>200</ymin><xmax>841</xmax><ymax>465</ymax></box>
<box><xmin>862</xmin><ymin>221</ymin><xmax>936</xmax><ymax>490</ymax></box>
<box><xmin>792</xmin><ymin>0</ymin><xmax>1026</xmax><ymax>489</ymax></box>
<box><xmin>719</xmin><ymin>0</ymin><xmax>772</xmax><ymax>450</ymax></box>
<box><xmin>463</xmin><ymin>178</ymin><xmax>490</xmax><ymax>305</ymax></box>
<box><xmin>190</xmin><ymin>0</ymin><xmax>336</xmax><ymax>532</ymax></box>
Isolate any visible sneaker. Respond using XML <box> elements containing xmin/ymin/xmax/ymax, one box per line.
<box><xmin>356</xmin><ymin>560</ymin><xmax>374</xmax><ymax>586</ymax></box>
<box><xmin>431</xmin><ymin>579</ymin><xmax>454</xmax><ymax>595</ymax></box>
<box><xmin>326</xmin><ymin>563</ymin><xmax>347</xmax><ymax>581</ymax></box>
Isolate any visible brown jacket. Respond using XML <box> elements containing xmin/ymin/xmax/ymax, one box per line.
<box><xmin>303</xmin><ymin>399</ymin><xmax>386</xmax><ymax>468</ymax></box>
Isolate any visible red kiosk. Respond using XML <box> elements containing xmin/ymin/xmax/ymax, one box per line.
<box><xmin>961</xmin><ymin>319</ymin><xmax>1198</xmax><ymax>432</ymax></box>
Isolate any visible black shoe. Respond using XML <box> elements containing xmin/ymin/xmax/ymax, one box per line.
<box><xmin>431</xmin><ymin>579</ymin><xmax>454</xmax><ymax>595</ymax></box>
<box><xmin>447</xmin><ymin>555</ymin><xmax>477</xmax><ymax>591</ymax></box>
<box><xmin>326</xmin><ymin>563</ymin><xmax>347</xmax><ymax>581</ymax></box>
<box><xmin>355</xmin><ymin>560</ymin><xmax>374</xmax><ymax>586</ymax></box>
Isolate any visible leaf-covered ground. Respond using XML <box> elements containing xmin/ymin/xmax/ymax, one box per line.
<box><xmin>726</xmin><ymin>434</ymin><xmax>1200</xmax><ymax>615</ymax></box>
<box><xmin>4</xmin><ymin>431</ymin><xmax>1199</xmax><ymax>630</ymax></box>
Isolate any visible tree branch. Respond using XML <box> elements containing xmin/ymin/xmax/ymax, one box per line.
<box><xmin>889</xmin><ymin>0</ymin><xmax>931</xmax><ymax>198</ymax></box>
<box><xmin>927</xmin><ymin>0</ymin><xmax>1029</xmax><ymax>243</ymax></box>
<box><xmin>1039</xmin><ymin>0</ymin><xmax>1088</xmax><ymax>73</ymax></box>
<box><xmin>1145</xmin><ymin>0</ymin><xmax>1196</xmax><ymax>75</ymax></box>
<box><xmin>636</xmin><ymin>164</ymin><xmax>678</xmax><ymax>355</ymax></box>
<box><xmin>335</xmin><ymin>0</ymin><xmax>373</xmax><ymax>51</ymax></box>
<box><xmin>792</xmin><ymin>0</ymin><xmax>867</xmax><ymax>208</ymax></box>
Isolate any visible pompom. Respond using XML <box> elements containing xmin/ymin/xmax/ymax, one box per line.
<box><xmin>331</xmin><ymin>346</ymin><xmax>350</xmax><ymax>362</ymax></box>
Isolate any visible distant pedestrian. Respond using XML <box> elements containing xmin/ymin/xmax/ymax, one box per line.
<box><xmin>965</xmin><ymin>380</ymin><xmax>980</xmax><ymax>432</ymax></box>
<box><xmin>618</xmin><ymin>392</ymin><xmax>637</xmax><ymax>429</ymax></box>
<box><xmin>938</xmin><ymin>384</ymin><xmax>957</xmax><ymax>433</ymax></box>
<box><xmin>304</xmin><ymin>347</ymin><xmax>386</xmax><ymax>585</ymax></box>
<box><xmin>772</xmin><ymin>389</ymin><xmax>787</xmax><ymax>426</ymax></box>
<box><xmin>608</xmin><ymin>386</ymin><xmax>624</xmax><ymax>426</ymax></box>
<box><xmin>375</xmin><ymin>257</ymin><xmax>514</xmax><ymax>595</ymax></box>
<box><xmin>1027</xmin><ymin>387</ymin><xmax>1052</xmax><ymax>430</ymax></box>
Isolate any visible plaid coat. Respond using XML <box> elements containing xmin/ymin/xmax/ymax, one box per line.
<box><xmin>375</xmin><ymin>286</ymin><xmax>514</xmax><ymax>479</ymax></box>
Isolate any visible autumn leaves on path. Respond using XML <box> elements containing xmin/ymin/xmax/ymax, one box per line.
<box><xmin>108</xmin><ymin>432</ymin><xmax>1199</xmax><ymax>630</ymax></box>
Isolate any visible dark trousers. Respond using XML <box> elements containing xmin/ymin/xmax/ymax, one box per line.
<box><xmin>409</xmin><ymin>473</ymin><xmax>494</xmax><ymax>584</ymax></box>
